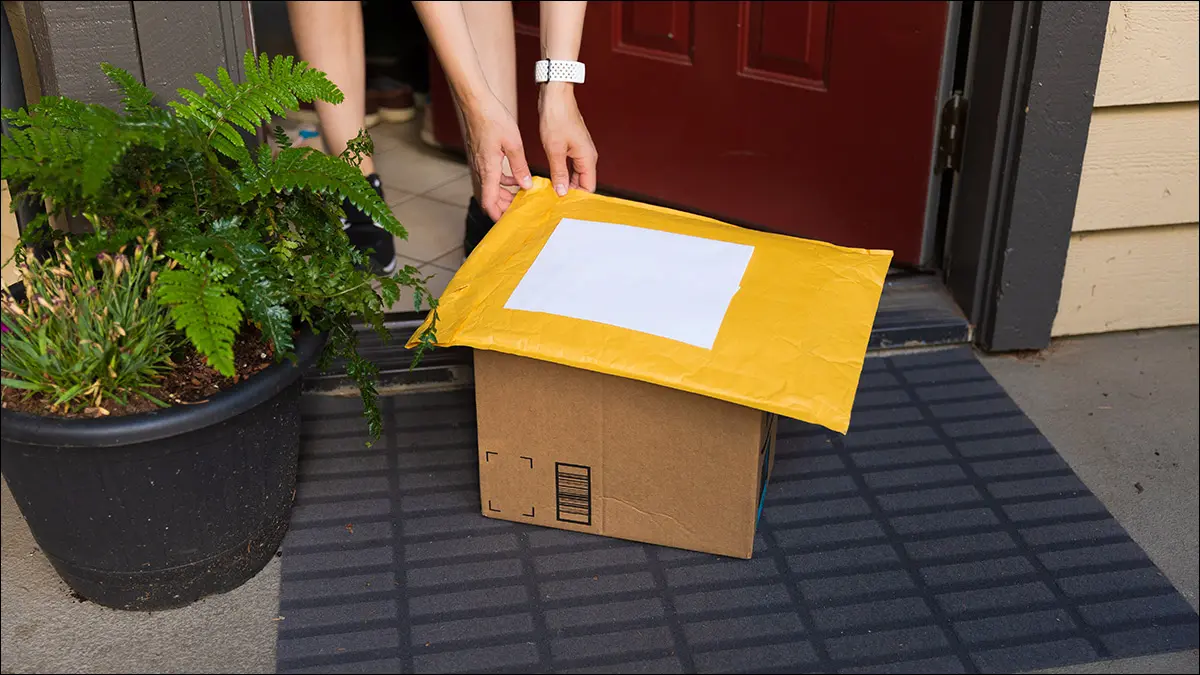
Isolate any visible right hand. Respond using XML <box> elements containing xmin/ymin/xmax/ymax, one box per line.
<box><xmin>461</xmin><ymin>94</ymin><xmax>534</xmax><ymax>222</ymax></box>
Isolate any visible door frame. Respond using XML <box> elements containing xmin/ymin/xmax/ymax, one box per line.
<box><xmin>941</xmin><ymin>0</ymin><xmax>1109</xmax><ymax>351</ymax></box>
<box><xmin>6</xmin><ymin>0</ymin><xmax>1109</xmax><ymax>353</ymax></box>
<box><xmin>920</xmin><ymin>0</ymin><xmax>965</xmax><ymax>270</ymax></box>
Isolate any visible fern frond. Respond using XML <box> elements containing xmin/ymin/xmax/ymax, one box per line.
<box><xmin>339</xmin><ymin>129</ymin><xmax>374</xmax><ymax>168</ymax></box>
<box><xmin>242</xmin><ymin>288</ymin><xmax>294</xmax><ymax>356</ymax></box>
<box><xmin>328</xmin><ymin>318</ymin><xmax>381</xmax><ymax>441</ymax></box>
<box><xmin>1</xmin><ymin>94</ymin><xmax>170</xmax><ymax>200</ymax></box>
<box><xmin>169</xmin><ymin>52</ymin><xmax>341</xmax><ymax>165</ymax></box>
<box><xmin>154</xmin><ymin>256</ymin><xmax>243</xmax><ymax>376</ymax></box>
<box><xmin>239</xmin><ymin>147</ymin><xmax>405</xmax><ymax>238</ymax></box>
<box><xmin>272</xmin><ymin>125</ymin><xmax>293</xmax><ymax>150</ymax></box>
<box><xmin>101</xmin><ymin>63</ymin><xmax>155</xmax><ymax>112</ymax></box>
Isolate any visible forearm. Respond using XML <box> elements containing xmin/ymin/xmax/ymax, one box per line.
<box><xmin>540</xmin><ymin>1</ymin><xmax>586</xmax><ymax>60</ymax></box>
<box><xmin>412</xmin><ymin>1</ymin><xmax>491</xmax><ymax>116</ymax></box>
<box><xmin>539</xmin><ymin>1</ymin><xmax>587</xmax><ymax>102</ymax></box>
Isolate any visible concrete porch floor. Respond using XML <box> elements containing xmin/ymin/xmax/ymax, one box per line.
<box><xmin>2</xmin><ymin>326</ymin><xmax>1196</xmax><ymax>674</ymax></box>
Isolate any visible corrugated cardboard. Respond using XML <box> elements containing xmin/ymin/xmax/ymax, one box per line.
<box><xmin>475</xmin><ymin>350</ymin><xmax>778</xmax><ymax>558</ymax></box>
<box><xmin>409</xmin><ymin>177</ymin><xmax>889</xmax><ymax>557</ymax></box>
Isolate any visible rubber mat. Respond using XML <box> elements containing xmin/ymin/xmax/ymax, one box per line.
<box><xmin>276</xmin><ymin>348</ymin><xmax>1198</xmax><ymax>674</ymax></box>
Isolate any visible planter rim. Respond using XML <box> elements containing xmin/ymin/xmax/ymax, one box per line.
<box><xmin>1</xmin><ymin>327</ymin><xmax>325</xmax><ymax>448</ymax></box>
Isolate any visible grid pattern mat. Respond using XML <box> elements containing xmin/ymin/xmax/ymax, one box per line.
<box><xmin>276</xmin><ymin>348</ymin><xmax>1199</xmax><ymax>674</ymax></box>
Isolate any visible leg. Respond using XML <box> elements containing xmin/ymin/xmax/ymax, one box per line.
<box><xmin>288</xmin><ymin>1</ymin><xmax>394</xmax><ymax>273</ymax></box>
<box><xmin>456</xmin><ymin>1</ymin><xmax>518</xmax><ymax>253</ymax></box>
<box><xmin>287</xmin><ymin>0</ymin><xmax>375</xmax><ymax>176</ymax></box>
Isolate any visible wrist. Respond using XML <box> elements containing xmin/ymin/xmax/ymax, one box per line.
<box><xmin>448</xmin><ymin>71</ymin><xmax>494</xmax><ymax>118</ymax></box>
<box><xmin>539</xmin><ymin>81</ymin><xmax>576</xmax><ymax>101</ymax></box>
<box><xmin>539</xmin><ymin>83</ymin><xmax>577</xmax><ymax>117</ymax></box>
<box><xmin>453</xmin><ymin>87</ymin><xmax>492</xmax><ymax>123</ymax></box>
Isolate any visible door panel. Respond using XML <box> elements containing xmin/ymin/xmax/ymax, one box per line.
<box><xmin>615</xmin><ymin>1</ymin><xmax>693</xmax><ymax>63</ymax></box>
<box><xmin>740</xmin><ymin>1</ymin><xmax>830</xmax><ymax>86</ymax></box>
<box><xmin>429</xmin><ymin>1</ymin><xmax>948</xmax><ymax>264</ymax></box>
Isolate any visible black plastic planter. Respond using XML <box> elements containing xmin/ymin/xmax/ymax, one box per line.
<box><xmin>0</xmin><ymin>328</ymin><xmax>325</xmax><ymax>611</ymax></box>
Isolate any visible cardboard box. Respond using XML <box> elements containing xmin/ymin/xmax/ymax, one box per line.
<box><xmin>409</xmin><ymin>177</ymin><xmax>890</xmax><ymax>558</ymax></box>
<box><xmin>475</xmin><ymin>350</ymin><xmax>778</xmax><ymax>559</ymax></box>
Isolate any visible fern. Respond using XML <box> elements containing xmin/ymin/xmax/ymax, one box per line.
<box><xmin>101</xmin><ymin>63</ymin><xmax>155</xmax><ymax>113</ymax></box>
<box><xmin>1</xmin><ymin>51</ymin><xmax>435</xmax><ymax>441</ymax></box>
<box><xmin>328</xmin><ymin>317</ymin><xmax>382</xmax><ymax>441</ymax></box>
<box><xmin>272</xmin><ymin>125</ymin><xmax>293</xmax><ymax>150</ymax></box>
<box><xmin>170</xmin><ymin>52</ymin><xmax>341</xmax><ymax>165</ymax></box>
<box><xmin>239</xmin><ymin>146</ymin><xmax>406</xmax><ymax>238</ymax></box>
<box><xmin>1</xmin><ymin>88</ymin><xmax>169</xmax><ymax>201</ymax></box>
<box><xmin>155</xmin><ymin>254</ymin><xmax>244</xmax><ymax>376</ymax></box>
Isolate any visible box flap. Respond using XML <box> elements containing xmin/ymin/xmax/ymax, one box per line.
<box><xmin>407</xmin><ymin>178</ymin><xmax>891</xmax><ymax>433</ymax></box>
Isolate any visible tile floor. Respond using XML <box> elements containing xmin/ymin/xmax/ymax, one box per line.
<box><xmin>369</xmin><ymin>116</ymin><xmax>473</xmax><ymax>312</ymax></box>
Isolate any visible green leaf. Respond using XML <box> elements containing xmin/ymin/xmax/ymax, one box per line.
<box><xmin>170</xmin><ymin>51</ymin><xmax>342</xmax><ymax>164</ymax></box>
<box><xmin>101</xmin><ymin>63</ymin><xmax>155</xmax><ymax>112</ymax></box>
<box><xmin>377</xmin><ymin>275</ymin><xmax>401</xmax><ymax>308</ymax></box>
<box><xmin>239</xmin><ymin>147</ymin><xmax>406</xmax><ymax>239</ymax></box>
<box><xmin>242</xmin><ymin>283</ymin><xmax>294</xmax><ymax>356</ymax></box>
<box><xmin>272</xmin><ymin>125</ymin><xmax>293</xmax><ymax>150</ymax></box>
<box><xmin>155</xmin><ymin>261</ymin><xmax>243</xmax><ymax>377</ymax></box>
<box><xmin>0</xmin><ymin>377</ymin><xmax>43</xmax><ymax>391</ymax></box>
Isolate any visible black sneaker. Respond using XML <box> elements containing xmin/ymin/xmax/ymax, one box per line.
<box><xmin>342</xmin><ymin>173</ymin><xmax>397</xmax><ymax>274</ymax></box>
<box><xmin>464</xmin><ymin>196</ymin><xmax>494</xmax><ymax>256</ymax></box>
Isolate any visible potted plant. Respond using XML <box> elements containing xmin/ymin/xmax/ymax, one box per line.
<box><xmin>0</xmin><ymin>52</ymin><xmax>437</xmax><ymax>610</ymax></box>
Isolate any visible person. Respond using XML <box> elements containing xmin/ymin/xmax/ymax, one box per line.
<box><xmin>287</xmin><ymin>1</ymin><xmax>398</xmax><ymax>273</ymax></box>
<box><xmin>413</xmin><ymin>1</ymin><xmax>597</xmax><ymax>254</ymax></box>
<box><xmin>289</xmin><ymin>1</ymin><xmax>597</xmax><ymax>267</ymax></box>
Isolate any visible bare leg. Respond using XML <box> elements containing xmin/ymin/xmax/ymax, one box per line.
<box><xmin>456</xmin><ymin>1</ymin><xmax>518</xmax><ymax>201</ymax></box>
<box><xmin>287</xmin><ymin>1</ymin><xmax>375</xmax><ymax>176</ymax></box>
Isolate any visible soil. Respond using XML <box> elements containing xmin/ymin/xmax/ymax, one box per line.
<box><xmin>1</xmin><ymin>329</ymin><xmax>279</xmax><ymax>419</ymax></box>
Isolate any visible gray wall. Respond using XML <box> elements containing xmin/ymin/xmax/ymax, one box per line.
<box><xmin>17</xmin><ymin>0</ymin><xmax>252</xmax><ymax>109</ymax></box>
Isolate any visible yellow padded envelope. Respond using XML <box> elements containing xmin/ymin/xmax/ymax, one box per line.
<box><xmin>408</xmin><ymin>178</ymin><xmax>892</xmax><ymax>434</ymax></box>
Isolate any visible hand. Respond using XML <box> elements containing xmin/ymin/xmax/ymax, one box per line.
<box><xmin>539</xmin><ymin>83</ymin><xmax>597</xmax><ymax>196</ymax></box>
<box><xmin>461</xmin><ymin>94</ymin><xmax>534</xmax><ymax>222</ymax></box>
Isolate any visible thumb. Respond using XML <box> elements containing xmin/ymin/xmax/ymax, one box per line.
<box><xmin>546</xmin><ymin>144</ymin><xmax>570</xmax><ymax>197</ymax></box>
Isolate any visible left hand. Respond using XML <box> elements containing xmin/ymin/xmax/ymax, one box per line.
<box><xmin>538</xmin><ymin>83</ymin><xmax>597</xmax><ymax>196</ymax></box>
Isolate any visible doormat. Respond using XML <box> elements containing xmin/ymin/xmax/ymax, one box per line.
<box><xmin>276</xmin><ymin>348</ymin><xmax>1198</xmax><ymax>674</ymax></box>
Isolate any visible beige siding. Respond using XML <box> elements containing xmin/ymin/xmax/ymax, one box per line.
<box><xmin>1056</xmin><ymin>2</ymin><xmax>1200</xmax><ymax>336</ymax></box>
<box><xmin>1054</xmin><ymin>224</ymin><xmax>1199</xmax><ymax>335</ymax></box>
<box><xmin>1073</xmin><ymin>103</ymin><xmax>1199</xmax><ymax>232</ymax></box>
<box><xmin>1095</xmin><ymin>1</ymin><xmax>1199</xmax><ymax>107</ymax></box>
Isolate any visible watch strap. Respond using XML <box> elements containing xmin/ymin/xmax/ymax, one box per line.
<box><xmin>535</xmin><ymin>59</ymin><xmax>586</xmax><ymax>84</ymax></box>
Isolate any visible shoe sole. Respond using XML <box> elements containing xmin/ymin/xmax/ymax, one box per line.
<box><xmin>378</xmin><ymin>107</ymin><xmax>416</xmax><ymax>124</ymax></box>
<box><xmin>289</xmin><ymin>110</ymin><xmax>382</xmax><ymax>129</ymax></box>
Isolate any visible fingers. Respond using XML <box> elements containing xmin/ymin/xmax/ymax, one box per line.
<box><xmin>497</xmin><ymin>187</ymin><xmax>515</xmax><ymax>213</ymax></box>
<box><xmin>545</xmin><ymin>144</ymin><xmax>571</xmax><ymax>197</ymax></box>
<box><xmin>570</xmin><ymin>146</ymin><xmax>598</xmax><ymax>193</ymax></box>
<box><xmin>478</xmin><ymin>152</ymin><xmax>505</xmax><ymax>223</ymax></box>
<box><xmin>503</xmin><ymin>142</ymin><xmax>534</xmax><ymax>191</ymax></box>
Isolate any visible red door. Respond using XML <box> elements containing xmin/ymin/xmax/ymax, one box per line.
<box><xmin>429</xmin><ymin>1</ymin><xmax>948</xmax><ymax>264</ymax></box>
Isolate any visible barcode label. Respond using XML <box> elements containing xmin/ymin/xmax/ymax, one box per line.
<box><xmin>555</xmin><ymin>463</ymin><xmax>592</xmax><ymax>525</ymax></box>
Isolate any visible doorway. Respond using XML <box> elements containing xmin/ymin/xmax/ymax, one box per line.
<box><xmin>429</xmin><ymin>1</ymin><xmax>953</xmax><ymax>266</ymax></box>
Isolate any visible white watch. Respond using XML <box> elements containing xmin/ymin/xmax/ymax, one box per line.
<box><xmin>535</xmin><ymin>59</ymin><xmax>586</xmax><ymax>84</ymax></box>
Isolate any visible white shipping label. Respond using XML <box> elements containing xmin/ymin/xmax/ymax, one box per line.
<box><xmin>504</xmin><ymin>218</ymin><xmax>754</xmax><ymax>349</ymax></box>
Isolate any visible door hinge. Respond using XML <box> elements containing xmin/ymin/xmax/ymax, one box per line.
<box><xmin>936</xmin><ymin>92</ymin><xmax>968</xmax><ymax>174</ymax></box>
